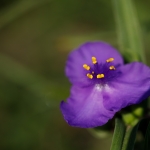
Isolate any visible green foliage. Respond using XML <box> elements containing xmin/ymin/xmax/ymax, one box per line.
<box><xmin>112</xmin><ymin>0</ymin><xmax>146</xmax><ymax>63</ymax></box>
<box><xmin>110</xmin><ymin>118</ymin><xmax>126</xmax><ymax>150</ymax></box>
<box><xmin>122</xmin><ymin>124</ymin><xmax>139</xmax><ymax>150</ymax></box>
<box><xmin>143</xmin><ymin>122</ymin><xmax>150</xmax><ymax>150</ymax></box>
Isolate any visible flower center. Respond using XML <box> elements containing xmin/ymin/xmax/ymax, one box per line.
<box><xmin>83</xmin><ymin>56</ymin><xmax>121</xmax><ymax>84</ymax></box>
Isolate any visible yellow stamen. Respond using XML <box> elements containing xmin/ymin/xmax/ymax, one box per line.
<box><xmin>83</xmin><ymin>64</ymin><xmax>90</xmax><ymax>70</ymax></box>
<box><xmin>92</xmin><ymin>56</ymin><xmax>97</xmax><ymax>64</ymax></box>
<box><xmin>97</xmin><ymin>74</ymin><xmax>104</xmax><ymax>79</ymax></box>
<box><xmin>109</xmin><ymin>66</ymin><xmax>115</xmax><ymax>70</ymax></box>
<box><xmin>106</xmin><ymin>58</ymin><xmax>114</xmax><ymax>63</ymax></box>
<box><xmin>87</xmin><ymin>73</ymin><xmax>93</xmax><ymax>79</ymax></box>
<box><xmin>92</xmin><ymin>71</ymin><xmax>94</xmax><ymax>74</ymax></box>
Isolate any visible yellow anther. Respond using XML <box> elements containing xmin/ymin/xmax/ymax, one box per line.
<box><xmin>92</xmin><ymin>56</ymin><xmax>97</xmax><ymax>64</ymax></box>
<box><xmin>87</xmin><ymin>73</ymin><xmax>93</xmax><ymax>79</ymax></box>
<box><xmin>97</xmin><ymin>74</ymin><xmax>104</xmax><ymax>79</ymax></box>
<box><xmin>109</xmin><ymin>66</ymin><xmax>116</xmax><ymax>70</ymax></box>
<box><xmin>106</xmin><ymin>58</ymin><xmax>114</xmax><ymax>63</ymax></box>
<box><xmin>83</xmin><ymin>64</ymin><xmax>90</xmax><ymax>70</ymax></box>
<box><xmin>92</xmin><ymin>71</ymin><xmax>94</xmax><ymax>74</ymax></box>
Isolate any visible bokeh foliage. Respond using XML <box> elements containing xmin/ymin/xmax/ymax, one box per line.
<box><xmin>0</xmin><ymin>0</ymin><xmax>150</xmax><ymax>150</ymax></box>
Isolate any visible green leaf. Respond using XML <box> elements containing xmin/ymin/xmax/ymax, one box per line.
<box><xmin>122</xmin><ymin>122</ymin><xmax>139</xmax><ymax>150</ymax></box>
<box><xmin>110</xmin><ymin>118</ymin><xmax>126</xmax><ymax>150</ymax></box>
<box><xmin>112</xmin><ymin>0</ymin><xmax>146</xmax><ymax>63</ymax></box>
<box><xmin>143</xmin><ymin>122</ymin><xmax>150</xmax><ymax>150</ymax></box>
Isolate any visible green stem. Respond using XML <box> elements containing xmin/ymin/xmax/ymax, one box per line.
<box><xmin>121</xmin><ymin>127</ymin><xmax>133</xmax><ymax>150</ymax></box>
<box><xmin>112</xmin><ymin>0</ymin><xmax>146</xmax><ymax>63</ymax></box>
<box><xmin>0</xmin><ymin>0</ymin><xmax>50</xmax><ymax>30</ymax></box>
<box><xmin>110</xmin><ymin>118</ymin><xmax>126</xmax><ymax>150</ymax></box>
<box><xmin>122</xmin><ymin>124</ymin><xmax>139</xmax><ymax>150</ymax></box>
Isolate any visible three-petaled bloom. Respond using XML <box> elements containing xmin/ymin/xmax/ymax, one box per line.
<box><xmin>60</xmin><ymin>41</ymin><xmax>150</xmax><ymax>128</ymax></box>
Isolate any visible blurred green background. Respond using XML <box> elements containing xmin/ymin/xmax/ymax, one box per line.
<box><xmin>0</xmin><ymin>0</ymin><xmax>150</xmax><ymax>150</ymax></box>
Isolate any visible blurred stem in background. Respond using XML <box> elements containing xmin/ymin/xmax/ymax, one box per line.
<box><xmin>113</xmin><ymin>0</ymin><xmax>146</xmax><ymax>63</ymax></box>
<box><xmin>0</xmin><ymin>0</ymin><xmax>50</xmax><ymax>30</ymax></box>
<box><xmin>110</xmin><ymin>0</ymin><xmax>146</xmax><ymax>149</ymax></box>
<box><xmin>0</xmin><ymin>53</ymin><xmax>68</xmax><ymax>101</ymax></box>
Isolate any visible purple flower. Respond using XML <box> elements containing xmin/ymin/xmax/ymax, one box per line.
<box><xmin>60</xmin><ymin>41</ymin><xmax>150</xmax><ymax>128</ymax></box>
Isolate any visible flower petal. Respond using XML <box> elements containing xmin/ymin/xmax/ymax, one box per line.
<box><xmin>103</xmin><ymin>62</ymin><xmax>150</xmax><ymax>112</ymax></box>
<box><xmin>60</xmin><ymin>85</ymin><xmax>115</xmax><ymax>128</ymax></box>
<box><xmin>66</xmin><ymin>41</ymin><xmax>123</xmax><ymax>85</ymax></box>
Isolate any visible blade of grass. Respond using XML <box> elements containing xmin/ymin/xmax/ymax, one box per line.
<box><xmin>112</xmin><ymin>0</ymin><xmax>146</xmax><ymax>63</ymax></box>
<box><xmin>110</xmin><ymin>118</ymin><xmax>126</xmax><ymax>150</ymax></box>
<box><xmin>0</xmin><ymin>0</ymin><xmax>50</xmax><ymax>30</ymax></box>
